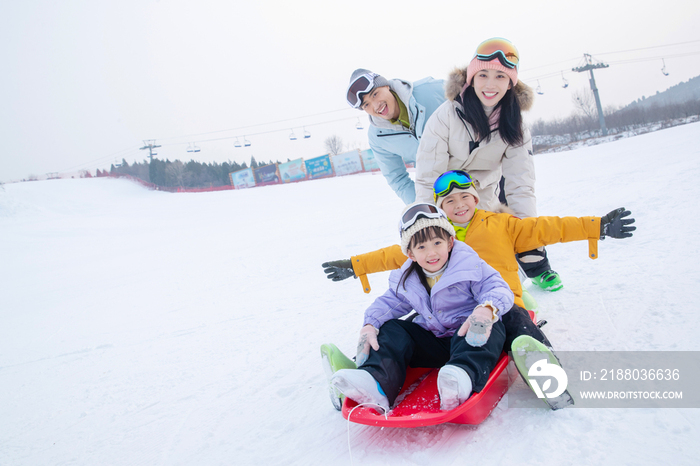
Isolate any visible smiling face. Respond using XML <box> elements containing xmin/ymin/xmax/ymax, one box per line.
<box><xmin>471</xmin><ymin>68</ymin><xmax>512</xmax><ymax>108</ymax></box>
<box><xmin>439</xmin><ymin>191</ymin><xmax>478</xmax><ymax>224</ymax></box>
<box><xmin>407</xmin><ymin>231</ymin><xmax>454</xmax><ymax>273</ymax></box>
<box><xmin>360</xmin><ymin>86</ymin><xmax>400</xmax><ymax>120</ymax></box>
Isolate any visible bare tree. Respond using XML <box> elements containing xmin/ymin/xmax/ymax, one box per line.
<box><xmin>572</xmin><ymin>88</ymin><xmax>597</xmax><ymax>120</ymax></box>
<box><xmin>324</xmin><ymin>135</ymin><xmax>345</xmax><ymax>156</ymax></box>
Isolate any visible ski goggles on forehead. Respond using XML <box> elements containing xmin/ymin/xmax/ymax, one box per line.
<box><xmin>398</xmin><ymin>203</ymin><xmax>446</xmax><ymax>233</ymax></box>
<box><xmin>346</xmin><ymin>73</ymin><xmax>378</xmax><ymax>108</ymax></box>
<box><xmin>433</xmin><ymin>170</ymin><xmax>474</xmax><ymax>200</ymax></box>
<box><xmin>474</xmin><ymin>38</ymin><xmax>519</xmax><ymax>70</ymax></box>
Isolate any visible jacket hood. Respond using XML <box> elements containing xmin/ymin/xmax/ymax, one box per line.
<box><xmin>444</xmin><ymin>66</ymin><xmax>534</xmax><ymax>111</ymax></box>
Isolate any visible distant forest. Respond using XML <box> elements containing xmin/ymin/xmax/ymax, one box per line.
<box><xmin>104</xmin><ymin>156</ymin><xmax>284</xmax><ymax>188</ymax></box>
<box><xmin>531</xmin><ymin>75</ymin><xmax>700</xmax><ymax>140</ymax></box>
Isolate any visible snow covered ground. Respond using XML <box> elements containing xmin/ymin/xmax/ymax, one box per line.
<box><xmin>2</xmin><ymin>122</ymin><xmax>700</xmax><ymax>465</ymax></box>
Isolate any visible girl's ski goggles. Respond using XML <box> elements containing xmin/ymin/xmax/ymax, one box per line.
<box><xmin>346</xmin><ymin>72</ymin><xmax>378</xmax><ymax>108</ymax></box>
<box><xmin>474</xmin><ymin>38</ymin><xmax>519</xmax><ymax>70</ymax></box>
<box><xmin>399</xmin><ymin>203</ymin><xmax>447</xmax><ymax>233</ymax></box>
<box><xmin>433</xmin><ymin>170</ymin><xmax>474</xmax><ymax>200</ymax></box>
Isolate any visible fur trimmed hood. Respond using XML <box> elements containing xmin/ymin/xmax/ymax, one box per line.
<box><xmin>444</xmin><ymin>66</ymin><xmax>534</xmax><ymax>112</ymax></box>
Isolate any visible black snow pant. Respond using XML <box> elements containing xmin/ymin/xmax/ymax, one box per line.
<box><xmin>501</xmin><ymin>304</ymin><xmax>552</xmax><ymax>352</ymax></box>
<box><xmin>517</xmin><ymin>247</ymin><xmax>552</xmax><ymax>278</ymax></box>
<box><xmin>360</xmin><ymin>319</ymin><xmax>505</xmax><ymax>406</ymax></box>
<box><xmin>498</xmin><ymin>176</ymin><xmax>553</xmax><ymax>278</ymax></box>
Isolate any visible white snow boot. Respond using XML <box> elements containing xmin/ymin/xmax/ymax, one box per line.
<box><xmin>437</xmin><ymin>365</ymin><xmax>473</xmax><ymax>411</ymax></box>
<box><xmin>330</xmin><ymin>369</ymin><xmax>389</xmax><ymax>413</ymax></box>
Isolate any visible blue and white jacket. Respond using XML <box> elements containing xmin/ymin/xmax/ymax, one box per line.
<box><xmin>368</xmin><ymin>77</ymin><xmax>445</xmax><ymax>204</ymax></box>
<box><xmin>363</xmin><ymin>241</ymin><xmax>514</xmax><ymax>338</ymax></box>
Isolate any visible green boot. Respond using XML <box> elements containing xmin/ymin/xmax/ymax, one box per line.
<box><xmin>531</xmin><ymin>269</ymin><xmax>563</xmax><ymax>292</ymax></box>
<box><xmin>511</xmin><ymin>335</ymin><xmax>573</xmax><ymax>410</ymax></box>
<box><xmin>320</xmin><ymin>343</ymin><xmax>357</xmax><ymax>411</ymax></box>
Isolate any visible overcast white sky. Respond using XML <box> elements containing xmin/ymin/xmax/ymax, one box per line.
<box><xmin>2</xmin><ymin>0</ymin><xmax>699</xmax><ymax>182</ymax></box>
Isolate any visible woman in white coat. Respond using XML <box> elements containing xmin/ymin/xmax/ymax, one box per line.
<box><xmin>414</xmin><ymin>38</ymin><xmax>562</xmax><ymax>291</ymax></box>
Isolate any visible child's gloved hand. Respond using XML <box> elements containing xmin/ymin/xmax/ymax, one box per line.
<box><xmin>355</xmin><ymin>325</ymin><xmax>379</xmax><ymax>366</ymax></box>
<box><xmin>458</xmin><ymin>306</ymin><xmax>497</xmax><ymax>347</ymax></box>
<box><xmin>321</xmin><ymin>259</ymin><xmax>356</xmax><ymax>281</ymax></box>
<box><xmin>600</xmin><ymin>207</ymin><xmax>636</xmax><ymax>239</ymax></box>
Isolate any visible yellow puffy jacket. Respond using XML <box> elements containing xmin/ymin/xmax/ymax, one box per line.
<box><xmin>351</xmin><ymin>209</ymin><xmax>601</xmax><ymax>308</ymax></box>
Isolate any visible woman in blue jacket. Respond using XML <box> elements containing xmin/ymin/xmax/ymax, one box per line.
<box><xmin>330</xmin><ymin>203</ymin><xmax>513</xmax><ymax>412</ymax></box>
<box><xmin>346</xmin><ymin>69</ymin><xmax>445</xmax><ymax>204</ymax></box>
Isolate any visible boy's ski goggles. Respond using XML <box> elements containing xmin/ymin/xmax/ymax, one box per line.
<box><xmin>399</xmin><ymin>203</ymin><xmax>447</xmax><ymax>233</ymax></box>
<box><xmin>474</xmin><ymin>38</ymin><xmax>519</xmax><ymax>70</ymax></box>
<box><xmin>346</xmin><ymin>73</ymin><xmax>378</xmax><ymax>108</ymax></box>
<box><xmin>433</xmin><ymin>170</ymin><xmax>474</xmax><ymax>200</ymax></box>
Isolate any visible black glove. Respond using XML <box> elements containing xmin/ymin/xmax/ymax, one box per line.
<box><xmin>600</xmin><ymin>207</ymin><xmax>636</xmax><ymax>239</ymax></box>
<box><xmin>321</xmin><ymin>259</ymin><xmax>356</xmax><ymax>281</ymax></box>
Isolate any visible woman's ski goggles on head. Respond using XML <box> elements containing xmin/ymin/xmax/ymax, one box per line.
<box><xmin>347</xmin><ymin>73</ymin><xmax>378</xmax><ymax>108</ymax></box>
<box><xmin>433</xmin><ymin>170</ymin><xmax>474</xmax><ymax>200</ymax></box>
<box><xmin>398</xmin><ymin>203</ymin><xmax>447</xmax><ymax>233</ymax></box>
<box><xmin>474</xmin><ymin>38</ymin><xmax>519</xmax><ymax>70</ymax></box>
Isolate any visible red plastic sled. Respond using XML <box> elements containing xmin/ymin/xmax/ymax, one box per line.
<box><xmin>341</xmin><ymin>310</ymin><xmax>535</xmax><ymax>427</ymax></box>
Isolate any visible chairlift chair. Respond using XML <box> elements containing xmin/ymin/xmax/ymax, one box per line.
<box><xmin>234</xmin><ymin>138</ymin><xmax>242</xmax><ymax>148</ymax></box>
<box><xmin>561</xmin><ymin>72</ymin><xmax>569</xmax><ymax>89</ymax></box>
<box><xmin>536</xmin><ymin>80</ymin><xmax>544</xmax><ymax>95</ymax></box>
<box><xmin>661</xmin><ymin>58</ymin><xmax>669</xmax><ymax>76</ymax></box>
<box><xmin>289</xmin><ymin>129</ymin><xmax>297</xmax><ymax>141</ymax></box>
<box><xmin>244</xmin><ymin>136</ymin><xmax>251</xmax><ymax>147</ymax></box>
<box><xmin>303</xmin><ymin>127</ymin><xmax>311</xmax><ymax>139</ymax></box>
<box><xmin>355</xmin><ymin>118</ymin><xmax>364</xmax><ymax>130</ymax></box>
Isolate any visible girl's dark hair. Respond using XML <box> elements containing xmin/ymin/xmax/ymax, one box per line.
<box><xmin>399</xmin><ymin>226</ymin><xmax>453</xmax><ymax>292</ymax></box>
<box><xmin>457</xmin><ymin>85</ymin><xmax>523</xmax><ymax>147</ymax></box>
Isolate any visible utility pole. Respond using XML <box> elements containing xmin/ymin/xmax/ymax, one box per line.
<box><xmin>573</xmin><ymin>54</ymin><xmax>609</xmax><ymax>136</ymax></box>
<box><xmin>140</xmin><ymin>140</ymin><xmax>161</xmax><ymax>163</ymax></box>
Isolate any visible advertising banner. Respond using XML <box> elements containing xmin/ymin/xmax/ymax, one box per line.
<box><xmin>254</xmin><ymin>163</ymin><xmax>281</xmax><ymax>185</ymax></box>
<box><xmin>304</xmin><ymin>154</ymin><xmax>334</xmax><ymax>179</ymax></box>
<box><xmin>230</xmin><ymin>168</ymin><xmax>256</xmax><ymax>189</ymax></box>
<box><xmin>332</xmin><ymin>150</ymin><xmax>363</xmax><ymax>176</ymax></box>
<box><xmin>360</xmin><ymin>149</ymin><xmax>380</xmax><ymax>171</ymax></box>
<box><xmin>279</xmin><ymin>158</ymin><xmax>307</xmax><ymax>183</ymax></box>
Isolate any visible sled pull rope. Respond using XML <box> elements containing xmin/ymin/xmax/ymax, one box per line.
<box><xmin>346</xmin><ymin>403</ymin><xmax>388</xmax><ymax>464</ymax></box>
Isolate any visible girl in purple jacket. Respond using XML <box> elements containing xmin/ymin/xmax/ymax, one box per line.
<box><xmin>330</xmin><ymin>203</ymin><xmax>514</xmax><ymax>412</ymax></box>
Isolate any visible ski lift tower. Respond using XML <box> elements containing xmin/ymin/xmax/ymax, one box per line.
<box><xmin>140</xmin><ymin>140</ymin><xmax>161</xmax><ymax>163</ymax></box>
<box><xmin>573</xmin><ymin>54</ymin><xmax>609</xmax><ymax>136</ymax></box>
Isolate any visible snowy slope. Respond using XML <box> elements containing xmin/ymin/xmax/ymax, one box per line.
<box><xmin>1</xmin><ymin>122</ymin><xmax>699</xmax><ymax>466</ymax></box>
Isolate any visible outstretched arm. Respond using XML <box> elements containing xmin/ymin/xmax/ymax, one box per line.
<box><xmin>321</xmin><ymin>245</ymin><xmax>407</xmax><ymax>293</ymax></box>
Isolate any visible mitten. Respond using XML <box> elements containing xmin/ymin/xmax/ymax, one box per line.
<box><xmin>355</xmin><ymin>325</ymin><xmax>379</xmax><ymax>366</ymax></box>
<box><xmin>600</xmin><ymin>207</ymin><xmax>636</xmax><ymax>239</ymax></box>
<box><xmin>321</xmin><ymin>259</ymin><xmax>355</xmax><ymax>281</ymax></box>
<box><xmin>458</xmin><ymin>305</ymin><xmax>497</xmax><ymax>347</ymax></box>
